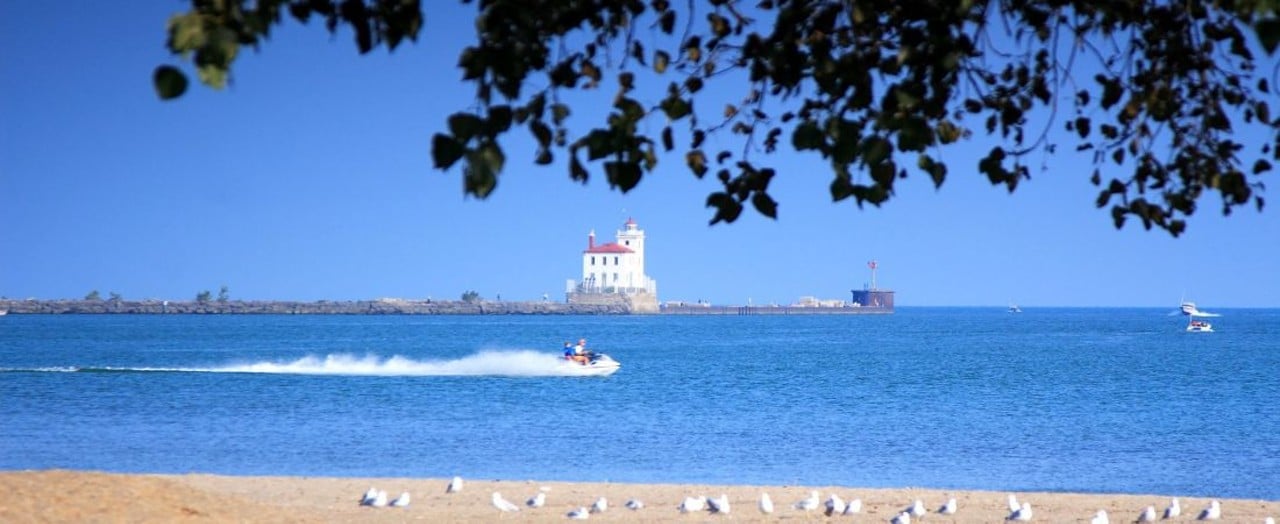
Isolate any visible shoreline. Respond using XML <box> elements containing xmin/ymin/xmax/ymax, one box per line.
<box><xmin>1</xmin><ymin>470</ymin><xmax>1274</xmax><ymax>522</ymax></box>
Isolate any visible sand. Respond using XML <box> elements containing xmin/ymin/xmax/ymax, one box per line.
<box><xmin>0</xmin><ymin>470</ymin><xmax>1275</xmax><ymax>523</ymax></box>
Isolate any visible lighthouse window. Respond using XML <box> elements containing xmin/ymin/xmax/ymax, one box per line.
<box><xmin>591</xmin><ymin>256</ymin><xmax>595</xmax><ymax>265</ymax></box>
<box><xmin>613</xmin><ymin>256</ymin><xmax>619</xmax><ymax>265</ymax></box>
<box><xmin>613</xmin><ymin>273</ymin><xmax>619</xmax><ymax>282</ymax></box>
<box><xmin>624</xmin><ymin>240</ymin><xmax>630</xmax><ymax>246</ymax></box>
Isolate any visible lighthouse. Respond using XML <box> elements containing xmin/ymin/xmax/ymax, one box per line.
<box><xmin>567</xmin><ymin>218</ymin><xmax>658</xmax><ymax>312</ymax></box>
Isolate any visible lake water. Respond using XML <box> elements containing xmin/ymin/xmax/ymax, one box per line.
<box><xmin>1</xmin><ymin>309</ymin><xmax>1277</xmax><ymax>500</ymax></box>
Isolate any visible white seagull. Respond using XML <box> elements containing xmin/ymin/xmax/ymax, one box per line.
<box><xmin>1008</xmin><ymin>494</ymin><xmax>1022</xmax><ymax>514</ymax></box>
<box><xmin>1008</xmin><ymin>501</ymin><xmax>1033</xmax><ymax>521</ymax></box>
<box><xmin>566</xmin><ymin>506</ymin><xmax>590</xmax><ymax>520</ymax></box>
<box><xmin>390</xmin><ymin>492</ymin><xmax>411</xmax><ymax>508</ymax></box>
<box><xmin>526</xmin><ymin>492</ymin><xmax>546</xmax><ymax>508</ymax></box>
<box><xmin>1263</xmin><ymin>517</ymin><xmax>1274</xmax><ymax>524</ymax></box>
<box><xmin>360</xmin><ymin>486</ymin><xmax>378</xmax><ymax>506</ymax></box>
<box><xmin>624</xmin><ymin>498</ymin><xmax>644</xmax><ymax>510</ymax></box>
<box><xmin>844</xmin><ymin>498</ymin><xmax>863</xmax><ymax>515</ymax></box>
<box><xmin>824</xmin><ymin>493</ymin><xmax>846</xmax><ymax>516</ymax></box>
<box><xmin>491</xmin><ymin>492</ymin><xmax>520</xmax><ymax>512</ymax></box>
<box><xmin>891</xmin><ymin>511</ymin><xmax>913</xmax><ymax>524</ymax></box>
<box><xmin>1091</xmin><ymin>509</ymin><xmax>1109</xmax><ymax>524</ymax></box>
<box><xmin>369</xmin><ymin>490</ymin><xmax>388</xmax><ymax>508</ymax></box>
<box><xmin>708</xmin><ymin>493</ymin><xmax>731</xmax><ymax>514</ymax></box>
<box><xmin>446</xmin><ymin>476</ymin><xmax>463</xmax><ymax>493</ymax></box>
<box><xmin>794</xmin><ymin>490</ymin><xmax>820</xmax><ymax>512</ymax></box>
<box><xmin>906</xmin><ymin>499</ymin><xmax>927</xmax><ymax>517</ymax></box>
<box><xmin>1165</xmin><ymin>498</ymin><xmax>1182</xmax><ymax>519</ymax></box>
<box><xmin>938</xmin><ymin>497</ymin><xmax>957</xmax><ymax>515</ymax></box>
<box><xmin>679</xmin><ymin>496</ymin><xmax>706</xmax><ymax>513</ymax></box>
<box><xmin>1138</xmin><ymin>505</ymin><xmax>1157</xmax><ymax>522</ymax></box>
<box><xmin>758</xmin><ymin>492</ymin><xmax>774</xmax><ymax>514</ymax></box>
<box><xmin>1197</xmin><ymin>499</ymin><xmax>1221</xmax><ymax>520</ymax></box>
<box><xmin>590</xmin><ymin>496</ymin><xmax>608</xmax><ymax>513</ymax></box>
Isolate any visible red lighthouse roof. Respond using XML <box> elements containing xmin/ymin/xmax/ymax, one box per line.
<box><xmin>585</xmin><ymin>242</ymin><xmax>634</xmax><ymax>254</ymax></box>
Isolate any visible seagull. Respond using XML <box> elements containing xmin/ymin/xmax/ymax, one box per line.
<box><xmin>794</xmin><ymin>490</ymin><xmax>820</xmax><ymax>512</ymax></box>
<box><xmin>825</xmin><ymin>494</ymin><xmax>845</xmax><ymax>516</ymax></box>
<box><xmin>1091</xmin><ymin>509</ymin><xmax>1109</xmax><ymax>524</ymax></box>
<box><xmin>891</xmin><ymin>511</ymin><xmax>912</xmax><ymax>524</ymax></box>
<box><xmin>369</xmin><ymin>490</ymin><xmax>388</xmax><ymax>508</ymax></box>
<box><xmin>1138</xmin><ymin>505</ymin><xmax>1157</xmax><ymax>522</ymax></box>
<box><xmin>360</xmin><ymin>486</ymin><xmax>378</xmax><ymax>506</ymax></box>
<box><xmin>1263</xmin><ymin>517</ymin><xmax>1274</xmax><ymax>524</ymax></box>
<box><xmin>624</xmin><ymin>498</ymin><xmax>644</xmax><ymax>510</ymax></box>
<box><xmin>566</xmin><ymin>506</ymin><xmax>590</xmax><ymax>520</ymax></box>
<box><xmin>491</xmin><ymin>492</ymin><xmax>520</xmax><ymax>512</ymax></box>
<box><xmin>938</xmin><ymin>497</ymin><xmax>957</xmax><ymax>515</ymax></box>
<box><xmin>1008</xmin><ymin>501</ymin><xmax>1033</xmax><ymax>521</ymax></box>
<box><xmin>1009</xmin><ymin>494</ymin><xmax>1022</xmax><ymax>514</ymax></box>
<box><xmin>844</xmin><ymin>498</ymin><xmax>863</xmax><ymax>515</ymax></box>
<box><xmin>679</xmin><ymin>496</ymin><xmax>706</xmax><ymax>513</ymax></box>
<box><xmin>1197</xmin><ymin>499</ymin><xmax>1220</xmax><ymax>520</ymax></box>
<box><xmin>590</xmin><ymin>496</ymin><xmax>608</xmax><ymax>513</ymax></box>
<box><xmin>1164</xmin><ymin>498</ymin><xmax>1181</xmax><ymax>519</ymax></box>
<box><xmin>758</xmin><ymin>492</ymin><xmax>773</xmax><ymax>514</ymax></box>
<box><xmin>526</xmin><ymin>492</ymin><xmax>546</xmax><ymax>508</ymax></box>
<box><xmin>390</xmin><ymin>492</ymin><xmax>411</xmax><ymax>508</ymax></box>
<box><xmin>446</xmin><ymin>476</ymin><xmax>463</xmax><ymax>493</ymax></box>
<box><xmin>906</xmin><ymin>499</ymin><xmax>927</xmax><ymax>517</ymax></box>
<box><xmin>708</xmin><ymin>493</ymin><xmax>731</xmax><ymax>514</ymax></box>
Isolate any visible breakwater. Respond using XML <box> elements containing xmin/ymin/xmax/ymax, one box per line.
<box><xmin>0</xmin><ymin>299</ymin><xmax>628</xmax><ymax>315</ymax></box>
<box><xmin>659</xmin><ymin>304</ymin><xmax>894</xmax><ymax>315</ymax></box>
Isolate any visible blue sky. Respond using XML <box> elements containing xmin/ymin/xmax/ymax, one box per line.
<box><xmin>1</xmin><ymin>3</ymin><xmax>1277</xmax><ymax>307</ymax></box>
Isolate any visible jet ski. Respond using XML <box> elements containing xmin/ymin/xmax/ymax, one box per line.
<box><xmin>562</xmin><ymin>351</ymin><xmax>621</xmax><ymax>376</ymax></box>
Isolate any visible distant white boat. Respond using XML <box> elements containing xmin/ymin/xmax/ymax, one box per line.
<box><xmin>1008</xmin><ymin>303</ymin><xmax>1022</xmax><ymax>313</ymax></box>
<box><xmin>1180</xmin><ymin>300</ymin><xmax>1221</xmax><ymax>317</ymax></box>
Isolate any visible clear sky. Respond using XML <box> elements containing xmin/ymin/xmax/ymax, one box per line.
<box><xmin>2</xmin><ymin>3</ymin><xmax>1277</xmax><ymax>308</ymax></box>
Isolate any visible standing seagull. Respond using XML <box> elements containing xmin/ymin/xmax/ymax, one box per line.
<box><xmin>1138</xmin><ymin>505</ymin><xmax>1157</xmax><ymax>522</ymax></box>
<box><xmin>758</xmin><ymin>492</ymin><xmax>774</xmax><ymax>514</ymax></box>
<box><xmin>446</xmin><ymin>476</ymin><xmax>463</xmax><ymax>494</ymax></box>
<box><xmin>906</xmin><ymin>499</ymin><xmax>927</xmax><ymax>518</ymax></box>
<box><xmin>624</xmin><ymin>499</ymin><xmax>644</xmax><ymax>510</ymax></box>
<box><xmin>844</xmin><ymin>498</ymin><xmax>863</xmax><ymax>515</ymax></box>
<box><xmin>566</xmin><ymin>506</ymin><xmax>590</xmax><ymax>520</ymax></box>
<box><xmin>360</xmin><ymin>486</ymin><xmax>379</xmax><ymax>506</ymax></box>
<box><xmin>938</xmin><ymin>497</ymin><xmax>957</xmax><ymax>515</ymax></box>
<box><xmin>707</xmin><ymin>494</ymin><xmax>731</xmax><ymax>514</ymax></box>
<box><xmin>1009</xmin><ymin>494</ymin><xmax>1022</xmax><ymax>514</ymax></box>
<box><xmin>491</xmin><ymin>492</ymin><xmax>520</xmax><ymax>512</ymax></box>
<box><xmin>825</xmin><ymin>494</ymin><xmax>846</xmax><ymax>516</ymax></box>
<box><xmin>794</xmin><ymin>491</ymin><xmax>820</xmax><ymax>512</ymax></box>
<box><xmin>1091</xmin><ymin>509</ymin><xmax>1109</xmax><ymax>524</ymax></box>
<box><xmin>590</xmin><ymin>497</ymin><xmax>608</xmax><ymax>513</ymax></box>
<box><xmin>1008</xmin><ymin>502</ymin><xmax>1033</xmax><ymax>521</ymax></box>
<box><xmin>1197</xmin><ymin>500</ymin><xmax>1221</xmax><ymax>520</ymax></box>
<box><xmin>1164</xmin><ymin>498</ymin><xmax>1181</xmax><ymax>519</ymax></box>
<box><xmin>390</xmin><ymin>492</ymin><xmax>411</xmax><ymax>508</ymax></box>
<box><xmin>679</xmin><ymin>496</ymin><xmax>706</xmax><ymax>513</ymax></box>
<box><xmin>369</xmin><ymin>490</ymin><xmax>388</xmax><ymax>508</ymax></box>
<box><xmin>526</xmin><ymin>492</ymin><xmax>546</xmax><ymax>508</ymax></box>
<box><xmin>891</xmin><ymin>511</ymin><xmax>912</xmax><ymax>524</ymax></box>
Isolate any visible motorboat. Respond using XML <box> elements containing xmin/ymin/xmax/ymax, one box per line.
<box><xmin>561</xmin><ymin>352</ymin><xmax>621</xmax><ymax>376</ymax></box>
<box><xmin>1180</xmin><ymin>301</ymin><xmax>1199</xmax><ymax>316</ymax></box>
<box><xmin>1186</xmin><ymin>318</ymin><xmax>1213</xmax><ymax>333</ymax></box>
<box><xmin>1008</xmin><ymin>303</ymin><xmax>1022</xmax><ymax>313</ymax></box>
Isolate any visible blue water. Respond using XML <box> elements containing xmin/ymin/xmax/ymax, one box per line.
<box><xmin>1</xmin><ymin>309</ymin><xmax>1277</xmax><ymax>500</ymax></box>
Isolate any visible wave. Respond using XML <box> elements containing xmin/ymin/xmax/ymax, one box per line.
<box><xmin>0</xmin><ymin>350</ymin><xmax>603</xmax><ymax>377</ymax></box>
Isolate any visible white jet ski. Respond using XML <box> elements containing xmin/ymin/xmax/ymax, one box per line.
<box><xmin>562</xmin><ymin>351</ymin><xmax>621</xmax><ymax>376</ymax></box>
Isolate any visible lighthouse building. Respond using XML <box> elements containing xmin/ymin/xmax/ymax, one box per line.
<box><xmin>566</xmin><ymin>218</ymin><xmax>658</xmax><ymax>312</ymax></box>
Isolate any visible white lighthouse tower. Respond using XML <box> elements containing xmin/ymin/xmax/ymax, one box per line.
<box><xmin>567</xmin><ymin>218</ymin><xmax>658</xmax><ymax>312</ymax></box>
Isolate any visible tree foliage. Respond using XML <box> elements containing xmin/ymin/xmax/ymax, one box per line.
<box><xmin>461</xmin><ymin>290</ymin><xmax>482</xmax><ymax>303</ymax></box>
<box><xmin>156</xmin><ymin>0</ymin><xmax>1280</xmax><ymax>236</ymax></box>
<box><xmin>85</xmin><ymin>290</ymin><xmax>101</xmax><ymax>301</ymax></box>
<box><xmin>196</xmin><ymin>290</ymin><xmax>213</xmax><ymax>303</ymax></box>
<box><xmin>217</xmin><ymin>285</ymin><xmax>230</xmax><ymax>303</ymax></box>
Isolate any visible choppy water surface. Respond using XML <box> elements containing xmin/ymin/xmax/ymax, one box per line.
<box><xmin>1</xmin><ymin>309</ymin><xmax>1277</xmax><ymax>499</ymax></box>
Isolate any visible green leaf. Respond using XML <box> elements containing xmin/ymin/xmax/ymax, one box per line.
<box><xmin>792</xmin><ymin>121</ymin><xmax>823</xmax><ymax>150</ymax></box>
<box><xmin>530</xmin><ymin>121</ymin><xmax>552</xmax><ymax>148</ymax></box>
<box><xmin>751</xmin><ymin>192</ymin><xmax>778</xmax><ymax>219</ymax></box>
<box><xmin>686</xmin><ymin>150</ymin><xmax>708</xmax><ymax>177</ymax></box>
<box><xmin>605</xmin><ymin>161</ymin><xmax>642</xmax><ymax>192</ymax></box>
<box><xmin>654</xmin><ymin>50</ymin><xmax>670</xmax><ymax>74</ymax></box>
<box><xmin>660</xmin><ymin>95</ymin><xmax>692</xmax><ymax>120</ymax></box>
<box><xmin>706</xmin><ymin>192</ymin><xmax>742</xmax><ymax>224</ymax></box>
<box><xmin>153</xmin><ymin>65</ymin><xmax>189</xmax><ymax>100</ymax></box>
<box><xmin>570</xmin><ymin>155</ymin><xmax>589</xmax><ymax>182</ymax></box>
<box><xmin>551</xmin><ymin>103</ymin><xmax>571</xmax><ymax>125</ymax></box>
<box><xmin>431</xmin><ymin>134</ymin><xmax>466</xmax><ymax>169</ymax></box>
<box><xmin>448</xmin><ymin>113</ymin><xmax>484</xmax><ymax>142</ymax></box>
<box><xmin>1074</xmin><ymin>117</ymin><xmax>1091</xmax><ymax>139</ymax></box>
<box><xmin>1257</xmin><ymin>19</ymin><xmax>1280</xmax><ymax>54</ymax></box>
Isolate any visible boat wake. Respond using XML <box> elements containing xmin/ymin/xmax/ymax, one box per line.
<box><xmin>1</xmin><ymin>350</ymin><xmax>610</xmax><ymax>377</ymax></box>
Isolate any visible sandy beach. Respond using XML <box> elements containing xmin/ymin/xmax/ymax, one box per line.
<box><xmin>0</xmin><ymin>470</ymin><xmax>1275</xmax><ymax>523</ymax></box>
